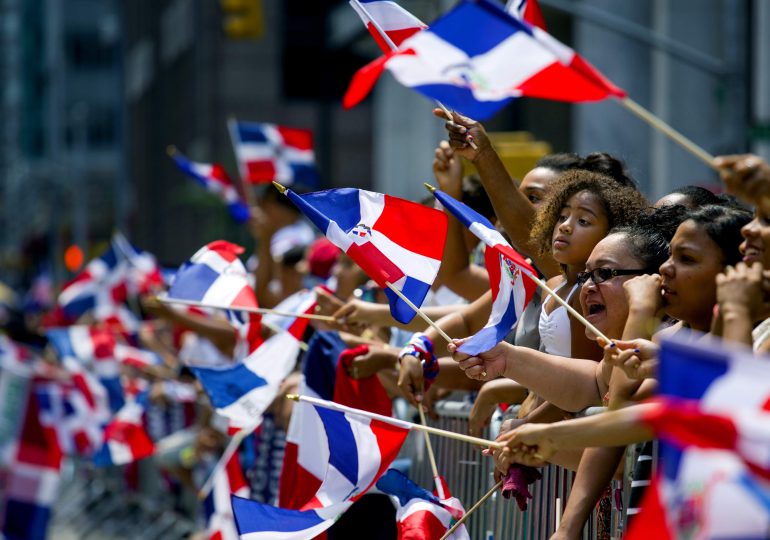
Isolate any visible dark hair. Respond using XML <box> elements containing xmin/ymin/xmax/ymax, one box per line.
<box><xmin>530</xmin><ymin>169</ymin><xmax>649</xmax><ymax>258</ymax></box>
<box><xmin>685</xmin><ymin>205</ymin><xmax>752</xmax><ymax>266</ymax></box>
<box><xmin>610</xmin><ymin>204</ymin><xmax>690</xmax><ymax>271</ymax></box>
<box><xmin>536</xmin><ymin>152</ymin><xmax>636</xmax><ymax>188</ymax></box>
<box><xmin>280</xmin><ymin>245</ymin><xmax>306</xmax><ymax>267</ymax></box>
<box><xmin>668</xmin><ymin>185</ymin><xmax>721</xmax><ymax>208</ymax></box>
<box><xmin>580</xmin><ymin>152</ymin><xmax>636</xmax><ymax>189</ymax></box>
<box><xmin>461</xmin><ymin>175</ymin><xmax>496</xmax><ymax>220</ymax></box>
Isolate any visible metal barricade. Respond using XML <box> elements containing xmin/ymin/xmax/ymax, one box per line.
<box><xmin>407</xmin><ymin>401</ymin><xmax>627</xmax><ymax>540</ymax></box>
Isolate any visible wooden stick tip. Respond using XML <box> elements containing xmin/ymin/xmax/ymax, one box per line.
<box><xmin>424</xmin><ymin>183</ymin><xmax>437</xmax><ymax>193</ymax></box>
<box><xmin>285</xmin><ymin>393</ymin><xmax>300</xmax><ymax>401</ymax></box>
<box><xmin>272</xmin><ymin>181</ymin><xmax>288</xmax><ymax>194</ymax></box>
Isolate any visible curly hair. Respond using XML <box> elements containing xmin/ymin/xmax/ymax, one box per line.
<box><xmin>529</xmin><ymin>169</ymin><xmax>649</xmax><ymax>258</ymax></box>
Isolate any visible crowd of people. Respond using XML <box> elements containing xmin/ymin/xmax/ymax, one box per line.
<box><xmin>3</xmin><ymin>105</ymin><xmax>770</xmax><ymax>540</ymax></box>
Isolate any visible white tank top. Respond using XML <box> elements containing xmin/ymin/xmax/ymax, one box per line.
<box><xmin>538</xmin><ymin>281</ymin><xmax>579</xmax><ymax>357</ymax></box>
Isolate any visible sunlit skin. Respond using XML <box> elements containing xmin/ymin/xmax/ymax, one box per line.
<box><xmin>519</xmin><ymin>167</ymin><xmax>559</xmax><ymax>208</ymax></box>
<box><xmin>579</xmin><ymin>233</ymin><xmax>649</xmax><ymax>340</ymax></box>
<box><xmin>551</xmin><ymin>190</ymin><xmax>610</xmax><ymax>270</ymax></box>
<box><xmin>740</xmin><ymin>210</ymin><xmax>770</xmax><ymax>268</ymax></box>
<box><xmin>659</xmin><ymin>220</ymin><xmax>725</xmax><ymax>332</ymax></box>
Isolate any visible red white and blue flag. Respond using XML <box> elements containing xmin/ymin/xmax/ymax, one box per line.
<box><xmin>228</xmin><ymin>120</ymin><xmax>319</xmax><ymax>187</ymax></box>
<box><xmin>432</xmin><ymin>189</ymin><xmax>536</xmax><ymax>354</ymax></box>
<box><xmin>283</xmin><ymin>187</ymin><xmax>447</xmax><ymax>324</ymax></box>
<box><xmin>190</xmin><ymin>331</ymin><xmax>301</xmax><ymax>431</ymax></box>
<box><xmin>170</xmin><ymin>149</ymin><xmax>250</xmax><ymax>224</ymax></box>
<box><xmin>344</xmin><ymin>0</ymin><xmax>625</xmax><ymax>119</ymax></box>
<box><xmin>627</xmin><ymin>335</ymin><xmax>770</xmax><ymax>540</ymax></box>
<box><xmin>377</xmin><ymin>469</ymin><xmax>469</xmax><ymax>540</ymax></box>
<box><xmin>505</xmin><ymin>0</ymin><xmax>546</xmax><ymax>30</ymax></box>
<box><xmin>349</xmin><ymin>0</ymin><xmax>427</xmax><ymax>53</ymax></box>
<box><xmin>93</xmin><ymin>392</ymin><xmax>154</xmax><ymax>466</ymax></box>
<box><xmin>232</xmin><ymin>398</ymin><xmax>409</xmax><ymax>539</ymax></box>
<box><xmin>261</xmin><ymin>289</ymin><xmax>317</xmax><ymax>341</ymax></box>
<box><xmin>206</xmin><ymin>452</ymin><xmax>250</xmax><ymax>540</ymax></box>
<box><xmin>168</xmin><ymin>241</ymin><xmax>258</xmax><ymax>310</ymax></box>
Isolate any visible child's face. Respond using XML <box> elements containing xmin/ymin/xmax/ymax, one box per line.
<box><xmin>551</xmin><ymin>190</ymin><xmax>610</xmax><ymax>267</ymax></box>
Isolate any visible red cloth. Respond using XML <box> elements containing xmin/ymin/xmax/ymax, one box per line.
<box><xmin>333</xmin><ymin>345</ymin><xmax>392</xmax><ymax>417</ymax></box>
<box><xmin>501</xmin><ymin>464</ymin><xmax>542</xmax><ymax>510</ymax></box>
<box><xmin>307</xmin><ymin>239</ymin><xmax>340</xmax><ymax>280</ymax></box>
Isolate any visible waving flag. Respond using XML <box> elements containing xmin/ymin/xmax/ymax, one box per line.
<box><xmin>93</xmin><ymin>393</ymin><xmax>154</xmax><ymax>466</ymax></box>
<box><xmin>261</xmin><ymin>289</ymin><xmax>317</xmax><ymax>341</ymax></box>
<box><xmin>281</xmin><ymin>187</ymin><xmax>447</xmax><ymax>324</ymax></box>
<box><xmin>377</xmin><ymin>469</ymin><xmax>468</xmax><ymax>540</ymax></box>
<box><xmin>168</xmin><ymin>241</ymin><xmax>258</xmax><ymax>310</ymax></box>
<box><xmin>205</xmin><ymin>452</ymin><xmax>250</xmax><ymax>540</ymax></box>
<box><xmin>228</xmin><ymin>119</ymin><xmax>319</xmax><ymax>187</ymax></box>
<box><xmin>432</xmin><ymin>189</ymin><xmax>536</xmax><ymax>354</ymax></box>
<box><xmin>627</xmin><ymin>335</ymin><xmax>770</xmax><ymax>540</ymax></box>
<box><xmin>169</xmin><ymin>148</ymin><xmax>250</xmax><ymax>224</ymax></box>
<box><xmin>350</xmin><ymin>0</ymin><xmax>427</xmax><ymax>53</ymax></box>
<box><xmin>58</xmin><ymin>242</ymin><xmax>129</xmax><ymax>318</ymax></box>
<box><xmin>344</xmin><ymin>0</ymin><xmax>625</xmax><ymax>119</ymax></box>
<box><xmin>505</xmin><ymin>0</ymin><xmax>546</xmax><ymax>30</ymax></box>
<box><xmin>111</xmin><ymin>232</ymin><xmax>163</xmax><ymax>295</ymax></box>
<box><xmin>190</xmin><ymin>331</ymin><xmax>301</xmax><ymax>431</ymax></box>
<box><xmin>232</xmin><ymin>399</ymin><xmax>409</xmax><ymax>539</ymax></box>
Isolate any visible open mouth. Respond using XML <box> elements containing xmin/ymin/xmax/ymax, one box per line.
<box><xmin>587</xmin><ymin>302</ymin><xmax>606</xmax><ymax>316</ymax></box>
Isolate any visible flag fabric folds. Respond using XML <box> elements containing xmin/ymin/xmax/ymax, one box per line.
<box><xmin>232</xmin><ymin>400</ymin><xmax>409</xmax><ymax>539</ymax></box>
<box><xmin>349</xmin><ymin>0</ymin><xmax>427</xmax><ymax>53</ymax></box>
<box><xmin>229</xmin><ymin>120</ymin><xmax>319</xmax><ymax>187</ymax></box>
<box><xmin>627</xmin><ymin>335</ymin><xmax>770</xmax><ymax>540</ymax></box>
<box><xmin>205</xmin><ymin>451</ymin><xmax>250</xmax><ymax>540</ymax></box>
<box><xmin>261</xmin><ymin>288</ymin><xmax>317</xmax><ymax>341</ymax></box>
<box><xmin>168</xmin><ymin>240</ymin><xmax>258</xmax><ymax>310</ymax></box>
<box><xmin>190</xmin><ymin>331</ymin><xmax>301</xmax><ymax>431</ymax></box>
<box><xmin>344</xmin><ymin>0</ymin><xmax>625</xmax><ymax>120</ymax></box>
<box><xmin>376</xmin><ymin>469</ymin><xmax>469</xmax><ymax>540</ymax></box>
<box><xmin>170</xmin><ymin>149</ymin><xmax>250</xmax><ymax>224</ymax></box>
<box><xmin>505</xmin><ymin>0</ymin><xmax>546</xmax><ymax>30</ymax></box>
<box><xmin>432</xmin><ymin>189</ymin><xmax>536</xmax><ymax>354</ymax></box>
<box><xmin>283</xmin><ymin>187</ymin><xmax>447</xmax><ymax>324</ymax></box>
<box><xmin>92</xmin><ymin>393</ymin><xmax>155</xmax><ymax>466</ymax></box>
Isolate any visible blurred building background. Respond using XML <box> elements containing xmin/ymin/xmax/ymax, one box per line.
<box><xmin>0</xmin><ymin>0</ymin><xmax>768</xmax><ymax>289</ymax></box>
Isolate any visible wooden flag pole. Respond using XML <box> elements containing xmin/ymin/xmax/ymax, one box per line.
<box><xmin>157</xmin><ymin>295</ymin><xmax>336</xmax><ymax>322</ymax></box>
<box><xmin>287</xmin><ymin>394</ymin><xmax>504</xmax><ymax>449</ymax></box>
<box><xmin>618</xmin><ymin>97</ymin><xmax>717</xmax><ymax>170</ymax></box>
<box><xmin>418</xmin><ymin>405</ymin><xmax>446</xmax><ymax>499</ymax></box>
<box><xmin>439</xmin><ymin>480</ymin><xmax>503</xmax><ymax>540</ymax></box>
<box><xmin>383</xmin><ymin>282</ymin><xmax>454</xmax><ymax>344</ymax></box>
<box><xmin>424</xmin><ymin>183</ymin><xmax>612</xmax><ymax>346</ymax></box>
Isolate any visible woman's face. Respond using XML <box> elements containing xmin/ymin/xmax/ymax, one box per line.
<box><xmin>659</xmin><ymin>220</ymin><xmax>724</xmax><ymax>331</ymax></box>
<box><xmin>579</xmin><ymin>233</ymin><xmax>647</xmax><ymax>340</ymax></box>
<box><xmin>552</xmin><ymin>190</ymin><xmax>610</xmax><ymax>266</ymax></box>
<box><xmin>740</xmin><ymin>209</ymin><xmax>770</xmax><ymax>268</ymax></box>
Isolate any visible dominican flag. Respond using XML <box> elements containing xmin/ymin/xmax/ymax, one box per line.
<box><xmin>113</xmin><ymin>343</ymin><xmax>162</xmax><ymax>369</ymax></box>
<box><xmin>169</xmin><ymin>148</ymin><xmax>250</xmax><ymax>224</ymax></box>
<box><xmin>432</xmin><ymin>189</ymin><xmax>536</xmax><ymax>354</ymax></box>
<box><xmin>111</xmin><ymin>232</ymin><xmax>163</xmax><ymax>296</ymax></box>
<box><xmin>228</xmin><ymin>120</ymin><xmax>319</xmax><ymax>187</ymax></box>
<box><xmin>344</xmin><ymin>0</ymin><xmax>625</xmax><ymax>119</ymax></box>
<box><xmin>261</xmin><ymin>289</ymin><xmax>317</xmax><ymax>341</ymax></box>
<box><xmin>350</xmin><ymin>0</ymin><xmax>427</xmax><ymax>53</ymax></box>
<box><xmin>190</xmin><ymin>331</ymin><xmax>301</xmax><ymax>431</ymax></box>
<box><xmin>232</xmin><ymin>399</ymin><xmax>410</xmax><ymax>539</ymax></box>
<box><xmin>168</xmin><ymin>241</ymin><xmax>258</xmax><ymax>310</ymax></box>
<box><xmin>377</xmin><ymin>469</ymin><xmax>469</xmax><ymax>540</ymax></box>
<box><xmin>93</xmin><ymin>393</ymin><xmax>154</xmax><ymax>466</ymax></box>
<box><xmin>627</xmin><ymin>335</ymin><xmax>770</xmax><ymax>540</ymax></box>
<box><xmin>505</xmin><ymin>0</ymin><xmax>546</xmax><ymax>30</ymax></box>
<box><xmin>206</xmin><ymin>452</ymin><xmax>250</xmax><ymax>540</ymax></box>
<box><xmin>282</xmin><ymin>187</ymin><xmax>447</xmax><ymax>324</ymax></box>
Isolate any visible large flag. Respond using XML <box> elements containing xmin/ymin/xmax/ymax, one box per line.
<box><xmin>349</xmin><ymin>0</ymin><xmax>427</xmax><ymax>53</ymax></box>
<box><xmin>169</xmin><ymin>148</ymin><xmax>251</xmax><ymax>224</ymax></box>
<box><xmin>432</xmin><ymin>189</ymin><xmax>536</xmax><ymax>354</ymax></box>
<box><xmin>190</xmin><ymin>331</ymin><xmax>301</xmax><ymax>431</ymax></box>
<box><xmin>344</xmin><ymin>0</ymin><xmax>625</xmax><ymax>119</ymax></box>
<box><xmin>232</xmin><ymin>399</ymin><xmax>410</xmax><ymax>539</ymax></box>
<box><xmin>505</xmin><ymin>0</ymin><xmax>546</xmax><ymax>30</ymax></box>
<box><xmin>627</xmin><ymin>335</ymin><xmax>770</xmax><ymax>540</ymax></box>
<box><xmin>282</xmin><ymin>187</ymin><xmax>447</xmax><ymax>324</ymax></box>
<box><xmin>228</xmin><ymin>120</ymin><xmax>319</xmax><ymax>187</ymax></box>
<box><xmin>376</xmin><ymin>469</ymin><xmax>468</xmax><ymax>540</ymax></box>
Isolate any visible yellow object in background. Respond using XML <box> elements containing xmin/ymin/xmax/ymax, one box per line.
<box><xmin>461</xmin><ymin>131</ymin><xmax>552</xmax><ymax>183</ymax></box>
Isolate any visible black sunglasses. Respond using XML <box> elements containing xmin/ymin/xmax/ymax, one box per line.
<box><xmin>576</xmin><ymin>267</ymin><xmax>650</xmax><ymax>286</ymax></box>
